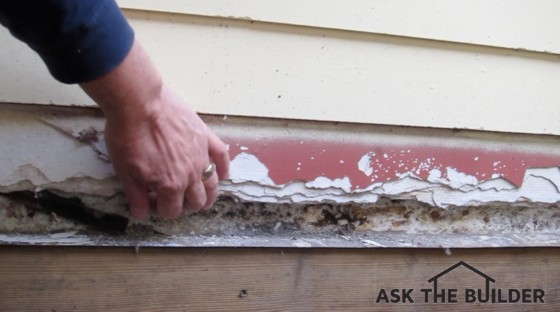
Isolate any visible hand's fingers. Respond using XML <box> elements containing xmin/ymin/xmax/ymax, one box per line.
<box><xmin>208</xmin><ymin>132</ymin><xmax>230</xmax><ymax>180</ymax></box>
<box><xmin>156</xmin><ymin>183</ymin><xmax>185</xmax><ymax>219</ymax></box>
<box><xmin>183</xmin><ymin>179</ymin><xmax>207</xmax><ymax>211</ymax></box>
<box><xmin>122</xmin><ymin>177</ymin><xmax>150</xmax><ymax>220</ymax></box>
<box><xmin>202</xmin><ymin>171</ymin><xmax>219</xmax><ymax>210</ymax></box>
<box><xmin>147</xmin><ymin>191</ymin><xmax>157</xmax><ymax>214</ymax></box>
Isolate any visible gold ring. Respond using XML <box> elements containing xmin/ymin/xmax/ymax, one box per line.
<box><xmin>202</xmin><ymin>163</ymin><xmax>216</xmax><ymax>181</ymax></box>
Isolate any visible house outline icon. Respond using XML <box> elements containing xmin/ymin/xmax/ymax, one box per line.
<box><xmin>427</xmin><ymin>261</ymin><xmax>496</xmax><ymax>302</ymax></box>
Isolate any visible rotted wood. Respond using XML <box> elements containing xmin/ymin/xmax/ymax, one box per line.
<box><xmin>1</xmin><ymin>190</ymin><xmax>128</xmax><ymax>234</ymax></box>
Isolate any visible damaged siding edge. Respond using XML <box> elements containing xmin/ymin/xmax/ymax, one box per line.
<box><xmin>1</xmin><ymin>105</ymin><xmax>560</xmax><ymax>247</ymax></box>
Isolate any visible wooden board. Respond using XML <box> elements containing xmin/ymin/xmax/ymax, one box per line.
<box><xmin>0</xmin><ymin>246</ymin><xmax>558</xmax><ymax>311</ymax></box>
<box><xmin>117</xmin><ymin>0</ymin><xmax>560</xmax><ymax>54</ymax></box>
<box><xmin>2</xmin><ymin>9</ymin><xmax>560</xmax><ymax>135</ymax></box>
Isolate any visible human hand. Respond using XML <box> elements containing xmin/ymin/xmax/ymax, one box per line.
<box><xmin>81</xmin><ymin>40</ymin><xmax>229</xmax><ymax>219</ymax></box>
<box><xmin>104</xmin><ymin>86</ymin><xmax>229</xmax><ymax>219</ymax></box>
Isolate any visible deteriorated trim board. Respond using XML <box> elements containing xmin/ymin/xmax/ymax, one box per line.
<box><xmin>2</xmin><ymin>232</ymin><xmax>560</xmax><ymax>249</ymax></box>
<box><xmin>2</xmin><ymin>194</ymin><xmax>560</xmax><ymax>248</ymax></box>
<box><xmin>1</xmin><ymin>104</ymin><xmax>560</xmax><ymax>247</ymax></box>
<box><xmin>0</xmin><ymin>246</ymin><xmax>559</xmax><ymax>311</ymax></box>
<box><xmin>1</xmin><ymin>104</ymin><xmax>559</xmax><ymax>206</ymax></box>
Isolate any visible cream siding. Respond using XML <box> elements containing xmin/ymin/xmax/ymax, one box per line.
<box><xmin>0</xmin><ymin>2</ymin><xmax>558</xmax><ymax>135</ymax></box>
<box><xmin>118</xmin><ymin>0</ymin><xmax>560</xmax><ymax>53</ymax></box>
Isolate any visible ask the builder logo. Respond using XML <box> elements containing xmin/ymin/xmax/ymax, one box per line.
<box><xmin>376</xmin><ymin>261</ymin><xmax>545</xmax><ymax>304</ymax></box>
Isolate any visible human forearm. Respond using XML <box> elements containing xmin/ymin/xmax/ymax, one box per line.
<box><xmin>80</xmin><ymin>40</ymin><xmax>163</xmax><ymax>126</ymax></box>
<box><xmin>0</xmin><ymin>0</ymin><xmax>134</xmax><ymax>84</ymax></box>
<box><xmin>1</xmin><ymin>0</ymin><xmax>229</xmax><ymax>219</ymax></box>
<box><xmin>81</xmin><ymin>40</ymin><xmax>230</xmax><ymax>219</ymax></box>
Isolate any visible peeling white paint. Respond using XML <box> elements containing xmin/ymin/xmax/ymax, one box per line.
<box><xmin>427</xmin><ymin>168</ymin><xmax>443</xmax><ymax>182</ymax></box>
<box><xmin>491</xmin><ymin>173</ymin><xmax>502</xmax><ymax>179</ymax></box>
<box><xmin>357</xmin><ymin>152</ymin><xmax>374</xmax><ymax>176</ymax></box>
<box><xmin>229</xmin><ymin>152</ymin><xmax>275</xmax><ymax>186</ymax></box>
<box><xmin>0</xmin><ymin>108</ymin><xmax>117</xmax><ymax>195</ymax></box>
<box><xmin>445</xmin><ymin>167</ymin><xmax>479</xmax><ymax>189</ymax></box>
<box><xmin>305</xmin><ymin>176</ymin><xmax>352</xmax><ymax>193</ymax></box>
<box><xmin>222</xmin><ymin>152</ymin><xmax>560</xmax><ymax>208</ymax></box>
<box><xmin>526</xmin><ymin>167</ymin><xmax>560</xmax><ymax>192</ymax></box>
<box><xmin>427</xmin><ymin>167</ymin><xmax>479</xmax><ymax>190</ymax></box>
<box><xmin>431</xmin><ymin>169</ymin><xmax>560</xmax><ymax>207</ymax></box>
<box><xmin>1</xmin><ymin>106</ymin><xmax>559</xmax><ymax>211</ymax></box>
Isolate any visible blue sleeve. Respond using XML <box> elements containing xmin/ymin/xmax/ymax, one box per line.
<box><xmin>0</xmin><ymin>0</ymin><xmax>134</xmax><ymax>84</ymax></box>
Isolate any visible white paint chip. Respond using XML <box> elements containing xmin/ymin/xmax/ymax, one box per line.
<box><xmin>358</xmin><ymin>153</ymin><xmax>374</xmax><ymax>177</ymax></box>
<box><xmin>305</xmin><ymin>176</ymin><xmax>352</xmax><ymax>193</ymax></box>
<box><xmin>228</xmin><ymin>152</ymin><xmax>275</xmax><ymax>185</ymax></box>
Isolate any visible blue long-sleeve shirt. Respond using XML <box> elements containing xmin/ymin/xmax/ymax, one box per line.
<box><xmin>0</xmin><ymin>0</ymin><xmax>134</xmax><ymax>84</ymax></box>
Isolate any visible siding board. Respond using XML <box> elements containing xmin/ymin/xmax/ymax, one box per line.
<box><xmin>0</xmin><ymin>5</ymin><xmax>559</xmax><ymax>135</ymax></box>
<box><xmin>118</xmin><ymin>0</ymin><xmax>560</xmax><ymax>54</ymax></box>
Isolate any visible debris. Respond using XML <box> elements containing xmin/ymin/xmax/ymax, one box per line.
<box><xmin>49</xmin><ymin>231</ymin><xmax>78</xmax><ymax>239</ymax></box>
<box><xmin>51</xmin><ymin>212</ymin><xmax>61</xmax><ymax>223</ymax></box>
<box><xmin>361</xmin><ymin>239</ymin><xmax>386</xmax><ymax>248</ymax></box>
<box><xmin>292</xmin><ymin>240</ymin><xmax>312</xmax><ymax>248</ymax></box>
<box><xmin>273</xmin><ymin>222</ymin><xmax>283</xmax><ymax>233</ymax></box>
<box><xmin>337</xmin><ymin>219</ymin><xmax>349</xmax><ymax>226</ymax></box>
<box><xmin>76</xmin><ymin>127</ymin><xmax>101</xmax><ymax>144</ymax></box>
<box><xmin>238</xmin><ymin>289</ymin><xmax>248</xmax><ymax>298</ymax></box>
<box><xmin>338</xmin><ymin>235</ymin><xmax>351</xmax><ymax>241</ymax></box>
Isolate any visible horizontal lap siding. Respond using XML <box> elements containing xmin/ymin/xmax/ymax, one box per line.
<box><xmin>117</xmin><ymin>0</ymin><xmax>560</xmax><ymax>54</ymax></box>
<box><xmin>0</xmin><ymin>2</ymin><xmax>558</xmax><ymax>135</ymax></box>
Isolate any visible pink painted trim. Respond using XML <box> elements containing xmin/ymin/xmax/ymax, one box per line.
<box><xmin>226</xmin><ymin>137</ymin><xmax>560</xmax><ymax>190</ymax></box>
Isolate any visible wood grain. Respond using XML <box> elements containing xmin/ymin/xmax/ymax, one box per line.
<box><xmin>0</xmin><ymin>246</ymin><xmax>558</xmax><ymax>311</ymax></box>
